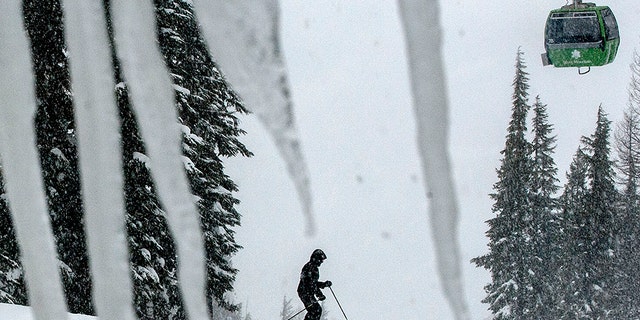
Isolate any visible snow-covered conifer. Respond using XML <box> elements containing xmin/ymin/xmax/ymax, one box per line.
<box><xmin>560</xmin><ymin>107</ymin><xmax>618</xmax><ymax>318</ymax></box>
<box><xmin>472</xmin><ymin>49</ymin><xmax>535</xmax><ymax>320</ymax></box>
<box><xmin>23</xmin><ymin>0</ymin><xmax>93</xmax><ymax>314</ymax></box>
<box><xmin>527</xmin><ymin>96</ymin><xmax>562</xmax><ymax>318</ymax></box>
<box><xmin>611</xmin><ymin>49</ymin><xmax>640</xmax><ymax>318</ymax></box>
<box><xmin>153</xmin><ymin>0</ymin><xmax>251</xmax><ymax>313</ymax></box>
<box><xmin>106</xmin><ymin>0</ymin><xmax>250</xmax><ymax>317</ymax></box>
<box><xmin>556</xmin><ymin>147</ymin><xmax>590</xmax><ymax>318</ymax></box>
<box><xmin>0</xmin><ymin>178</ymin><xmax>26</xmax><ymax>305</ymax></box>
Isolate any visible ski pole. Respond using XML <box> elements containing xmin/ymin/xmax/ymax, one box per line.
<box><xmin>329</xmin><ymin>286</ymin><xmax>349</xmax><ymax>320</ymax></box>
<box><xmin>287</xmin><ymin>301</ymin><xmax>318</xmax><ymax>320</ymax></box>
<box><xmin>286</xmin><ymin>306</ymin><xmax>307</xmax><ymax>320</ymax></box>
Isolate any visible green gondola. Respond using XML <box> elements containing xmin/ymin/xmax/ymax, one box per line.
<box><xmin>541</xmin><ymin>0</ymin><xmax>619</xmax><ymax>72</ymax></box>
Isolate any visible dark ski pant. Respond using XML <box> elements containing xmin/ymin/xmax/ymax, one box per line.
<box><xmin>299</xmin><ymin>294</ymin><xmax>322</xmax><ymax>320</ymax></box>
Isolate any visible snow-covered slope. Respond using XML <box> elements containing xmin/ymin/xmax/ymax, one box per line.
<box><xmin>0</xmin><ymin>304</ymin><xmax>95</xmax><ymax>320</ymax></box>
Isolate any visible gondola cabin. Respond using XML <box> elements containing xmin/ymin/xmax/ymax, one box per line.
<box><xmin>542</xmin><ymin>2</ymin><xmax>619</xmax><ymax>69</ymax></box>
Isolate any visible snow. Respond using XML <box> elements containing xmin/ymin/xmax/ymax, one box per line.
<box><xmin>132</xmin><ymin>152</ymin><xmax>151</xmax><ymax>167</ymax></box>
<box><xmin>50</xmin><ymin>147</ymin><xmax>69</xmax><ymax>162</ymax></box>
<box><xmin>497</xmin><ymin>304</ymin><xmax>512</xmax><ymax>317</ymax></box>
<box><xmin>0</xmin><ymin>304</ymin><xmax>95</xmax><ymax>320</ymax></box>
<box><xmin>180</xmin><ymin>124</ymin><xmax>204</xmax><ymax>144</ymax></box>
<box><xmin>173</xmin><ymin>84</ymin><xmax>191</xmax><ymax>95</ymax></box>
<box><xmin>182</xmin><ymin>155</ymin><xmax>198</xmax><ymax>172</ymax></box>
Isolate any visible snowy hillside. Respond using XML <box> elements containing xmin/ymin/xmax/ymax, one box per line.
<box><xmin>0</xmin><ymin>304</ymin><xmax>95</xmax><ymax>320</ymax></box>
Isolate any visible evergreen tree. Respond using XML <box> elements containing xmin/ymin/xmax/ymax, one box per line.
<box><xmin>0</xmin><ymin>178</ymin><xmax>26</xmax><ymax>305</ymax></box>
<box><xmin>582</xmin><ymin>107</ymin><xmax>618</xmax><ymax>317</ymax></box>
<box><xmin>528</xmin><ymin>96</ymin><xmax>562</xmax><ymax>318</ymax></box>
<box><xmin>557</xmin><ymin>148</ymin><xmax>590</xmax><ymax>318</ymax></box>
<box><xmin>472</xmin><ymin>49</ymin><xmax>536</xmax><ymax>319</ymax></box>
<box><xmin>23</xmin><ymin>0</ymin><xmax>93</xmax><ymax>314</ymax></box>
<box><xmin>153</xmin><ymin>0</ymin><xmax>251</xmax><ymax>312</ymax></box>
<box><xmin>611</xmin><ymin>49</ymin><xmax>640</xmax><ymax>318</ymax></box>
<box><xmin>107</xmin><ymin>0</ymin><xmax>251</xmax><ymax>317</ymax></box>
<box><xmin>280</xmin><ymin>296</ymin><xmax>294</xmax><ymax>320</ymax></box>
<box><xmin>559</xmin><ymin>108</ymin><xmax>618</xmax><ymax>318</ymax></box>
<box><xmin>211</xmin><ymin>301</ymin><xmax>244</xmax><ymax>320</ymax></box>
<box><xmin>103</xmin><ymin>2</ymin><xmax>185</xmax><ymax>317</ymax></box>
<box><xmin>612</xmin><ymin>107</ymin><xmax>640</xmax><ymax>319</ymax></box>
<box><xmin>280</xmin><ymin>296</ymin><xmax>303</xmax><ymax>320</ymax></box>
<box><xmin>123</xmin><ymin>156</ymin><xmax>183</xmax><ymax>319</ymax></box>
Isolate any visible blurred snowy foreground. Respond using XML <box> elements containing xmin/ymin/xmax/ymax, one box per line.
<box><xmin>0</xmin><ymin>304</ymin><xmax>95</xmax><ymax>320</ymax></box>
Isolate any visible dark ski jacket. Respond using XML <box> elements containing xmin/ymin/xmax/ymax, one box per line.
<box><xmin>297</xmin><ymin>260</ymin><xmax>326</xmax><ymax>299</ymax></box>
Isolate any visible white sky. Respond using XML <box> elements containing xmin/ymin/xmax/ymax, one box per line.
<box><xmin>226</xmin><ymin>1</ymin><xmax>640</xmax><ymax>319</ymax></box>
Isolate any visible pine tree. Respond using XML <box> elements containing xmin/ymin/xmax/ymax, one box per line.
<box><xmin>528</xmin><ymin>96</ymin><xmax>562</xmax><ymax>318</ymax></box>
<box><xmin>472</xmin><ymin>49</ymin><xmax>536</xmax><ymax>319</ymax></box>
<box><xmin>211</xmin><ymin>301</ymin><xmax>244</xmax><ymax>320</ymax></box>
<box><xmin>106</xmin><ymin>0</ymin><xmax>251</xmax><ymax>317</ymax></box>
<box><xmin>0</xmin><ymin>178</ymin><xmax>26</xmax><ymax>305</ymax></box>
<box><xmin>557</xmin><ymin>148</ymin><xmax>590</xmax><ymax>318</ymax></box>
<box><xmin>281</xmin><ymin>296</ymin><xmax>294</xmax><ymax>320</ymax></box>
<box><xmin>582</xmin><ymin>107</ymin><xmax>618</xmax><ymax>317</ymax></box>
<box><xmin>23</xmin><ymin>0</ymin><xmax>93</xmax><ymax>314</ymax></box>
<box><xmin>611</xmin><ymin>50</ymin><xmax>640</xmax><ymax>318</ymax></box>
<box><xmin>100</xmin><ymin>2</ymin><xmax>185</xmax><ymax>317</ymax></box>
<box><xmin>280</xmin><ymin>295</ymin><xmax>303</xmax><ymax>320</ymax></box>
<box><xmin>612</xmin><ymin>106</ymin><xmax>640</xmax><ymax>319</ymax></box>
<box><xmin>0</xmin><ymin>3</ymin><xmax>90</xmax><ymax>307</ymax></box>
<box><xmin>152</xmin><ymin>0</ymin><xmax>251</xmax><ymax>312</ymax></box>
<box><xmin>560</xmin><ymin>108</ymin><xmax>618</xmax><ymax>318</ymax></box>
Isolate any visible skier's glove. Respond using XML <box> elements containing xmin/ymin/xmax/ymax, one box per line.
<box><xmin>324</xmin><ymin>281</ymin><xmax>332</xmax><ymax>287</ymax></box>
<box><xmin>318</xmin><ymin>294</ymin><xmax>326</xmax><ymax>301</ymax></box>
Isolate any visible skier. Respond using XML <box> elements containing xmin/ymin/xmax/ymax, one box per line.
<box><xmin>297</xmin><ymin>249</ymin><xmax>332</xmax><ymax>320</ymax></box>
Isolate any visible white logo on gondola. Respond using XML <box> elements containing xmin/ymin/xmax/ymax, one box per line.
<box><xmin>572</xmin><ymin>50</ymin><xmax>581</xmax><ymax>59</ymax></box>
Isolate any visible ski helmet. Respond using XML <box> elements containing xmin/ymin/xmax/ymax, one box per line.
<box><xmin>311</xmin><ymin>249</ymin><xmax>326</xmax><ymax>262</ymax></box>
